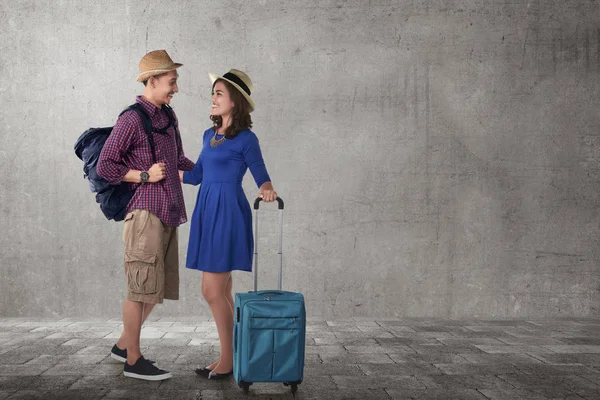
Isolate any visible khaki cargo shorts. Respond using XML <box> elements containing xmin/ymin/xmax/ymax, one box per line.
<box><xmin>122</xmin><ymin>209</ymin><xmax>179</xmax><ymax>304</ymax></box>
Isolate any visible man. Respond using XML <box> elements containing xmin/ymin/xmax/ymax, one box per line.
<box><xmin>97</xmin><ymin>49</ymin><xmax>195</xmax><ymax>381</ymax></box>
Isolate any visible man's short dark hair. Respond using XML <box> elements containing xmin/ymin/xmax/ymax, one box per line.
<box><xmin>142</xmin><ymin>72</ymin><xmax>171</xmax><ymax>86</ymax></box>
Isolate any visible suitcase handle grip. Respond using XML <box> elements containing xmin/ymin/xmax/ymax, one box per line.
<box><xmin>254</xmin><ymin>196</ymin><xmax>284</xmax><ymax>210</ymax></box>
<box><xmin>252</xmin><ymin>290</ymin><xmax>285</xmax><ymax>296</ymax></box>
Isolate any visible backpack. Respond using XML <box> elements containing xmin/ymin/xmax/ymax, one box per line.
<box><xmin>74</xmin><ymin>103</ymin><xmax>177</xmax><ymax>221</ymax></box>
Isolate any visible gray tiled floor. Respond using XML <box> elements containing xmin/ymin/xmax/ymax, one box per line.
<box><xmin>1</xmin><ymin>317</ymin><xmax>600</xmax><ymax>399</ymax></box>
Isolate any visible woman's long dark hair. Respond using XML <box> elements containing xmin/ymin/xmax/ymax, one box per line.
<box><xmin>210</xmin><ymin>79</ymin><xmax>252</xmax><ymax>139</ymax></box>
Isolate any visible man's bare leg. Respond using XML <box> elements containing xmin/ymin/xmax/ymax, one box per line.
<box><xmin>116</xmin><ymin>302</ymin><xmax>155</xmax><ymax>351</ymax></box>
<box><xmin>121</xmin><ymin>299</ymin><xmax>145</xmax><ymax>365</ymax></box>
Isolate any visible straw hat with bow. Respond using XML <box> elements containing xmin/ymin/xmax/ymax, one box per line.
<box><xmin>209</xmin><ymin>69</ymin><xmax>255</xmax><ymax>112</ymax></box>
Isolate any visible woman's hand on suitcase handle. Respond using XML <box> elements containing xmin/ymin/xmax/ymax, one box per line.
<box><xmin>258</xmin><ymin>182</ymin><xmax>277</xmax><ymax>203</ymax></box>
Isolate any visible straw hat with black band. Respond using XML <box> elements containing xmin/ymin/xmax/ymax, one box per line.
<box><xmin>209</xmin><ymin>69</ymin><xmax>255</xmax><ymax>112</ymax></box>
<box><xmin>136</xmin><ymin>50</ymin><xmax>183</xmax><ymax>83</ymax></box>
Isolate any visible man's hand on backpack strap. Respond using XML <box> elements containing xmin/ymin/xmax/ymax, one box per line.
<box><xmin>148</xmin><ymin>163</ymin><xmax>166</xmax><ymax>183</ymax></box>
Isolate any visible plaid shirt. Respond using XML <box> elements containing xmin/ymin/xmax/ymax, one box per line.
<box><xmin>97</xmin><ymin>96</ymin><xmax>195</xmax><ymax>227</ymax></box>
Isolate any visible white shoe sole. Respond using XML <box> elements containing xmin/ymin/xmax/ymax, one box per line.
<box><xmin>123</xmin><ymin>371</ymin><xmax>173</xmax><ymax>381</ymax></box>
<box><xmin>110</xmin><ymin>353</ymin><xmax>127</xmax><ymax>363</ymax></box>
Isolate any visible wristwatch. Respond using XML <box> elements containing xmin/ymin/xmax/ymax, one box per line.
<box><xmin>140</xmin><ymin>171</ymin><xmax>150</xmax><ymax>183</ymax></box>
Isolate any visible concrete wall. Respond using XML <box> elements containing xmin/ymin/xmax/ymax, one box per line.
<box><xmin>1</xmin><ymin>0</ymin><xmax>599</xmax><ymax>319</ymax></box>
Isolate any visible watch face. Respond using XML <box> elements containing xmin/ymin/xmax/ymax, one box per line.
<box><xmin>140</xmin><ymin>171</ymin><xmax>149</xmax><ymax>181</ymax></box>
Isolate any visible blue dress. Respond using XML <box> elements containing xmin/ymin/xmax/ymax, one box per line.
<box><xmin>183</xmin><ymin>128</ymin><xmax>271</xmax><ymax>272</ymax></box>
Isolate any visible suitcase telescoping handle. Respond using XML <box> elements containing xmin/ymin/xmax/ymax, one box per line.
<box><xmin>252</xmin><ymin>196</ymin><xmax>284</xmax><ymax>292</ymax></box>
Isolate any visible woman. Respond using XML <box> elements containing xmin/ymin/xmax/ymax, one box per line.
<box><xmin>180</xmin><ymin>69</ymin><xmax>277</xmax><ymax>380</ymax></box>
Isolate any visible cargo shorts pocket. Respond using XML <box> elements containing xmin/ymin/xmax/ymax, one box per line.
<box><xmin>122</xmin><ymin>212</ymin><xmax>135</xmax><ymax>244</ymax></box>
<box><xmin>125</xmin><ymin>251</ymin><xmax>158</xmax><ymax>295</ymax></box>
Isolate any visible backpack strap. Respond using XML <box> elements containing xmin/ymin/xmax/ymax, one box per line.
<box><xmin>164</xmin><ymin>104</ymin><xmax>177</xmax><ymax>129</ymax></box>
<box><xmin>163</xmin><ymin>104</ymin><xmax>182</xmax><ymax>153</ymax></box>
<box><xmin>119</xmin><ymin>103</ymin><xmax>157</xmax><ymax>164</ymax></box>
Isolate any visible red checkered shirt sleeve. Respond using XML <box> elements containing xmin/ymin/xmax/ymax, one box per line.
<box><xmin>97</xmin><ymin>112</ymin><xmax>137</xmax><ymax>185</ymax></box>
<box><xmin>174</xmin><ymin>115</ymin><xmax>195</xmax><ymax>171</ymax></box>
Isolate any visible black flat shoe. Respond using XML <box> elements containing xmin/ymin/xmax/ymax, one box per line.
<box><xmin>207</xmin><ymin>369</ymin><xmax>233</xmax><ymax>380</ymax></box>
<box><xmin>195</xmin><ymin>367</ymin><xmax>212</xmax><ymax>377</ymax></box>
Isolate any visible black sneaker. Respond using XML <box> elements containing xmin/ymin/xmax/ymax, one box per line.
<box><xmin>110</xmin><ymin>344</ymin><xmax>128</xmax><ymax>363</ymax></box>
<box><xmin>111</xmin><ymin>345</ymin><xmax>155</xmax><ymax>365</ymax></box>
<box><xmin>123</xmin><ymin>356</ymin><xmax>172</xmax><ymax>381</ymax></box>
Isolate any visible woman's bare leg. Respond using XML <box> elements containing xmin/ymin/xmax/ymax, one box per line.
<box><xmin>202</xmin><ymin>272</ymin><xmax>234</xmax><ymax>373</ymax></box>
<box><xmin>205</xmin><ymin>274</ymin><xmax>234</xmax><ymax>370</ymax></box>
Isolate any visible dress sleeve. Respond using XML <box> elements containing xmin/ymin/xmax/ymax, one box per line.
<box><xmin>243</xmin><ymin>132</ymin><xmax>271</xmax><ymax>188</ymax></box>
<box><xmin>182</xmin><ymin>152</ymin><xmax>203</xmax><ymax>186</ymax></box>
<box><xmin>97</xmin><ymin>112</ymin><xmax>137</xmax><ymax>184</ymax></box>
<box><xmin>182</xmin><ymin>130</ymin><xmax>209</xmax><ymax>186</ymax></box>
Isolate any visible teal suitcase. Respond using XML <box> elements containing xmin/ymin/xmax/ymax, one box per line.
<box><xmin>233</xmin><ymin>197</ymin><xmax>306</xmax><ymax>395</ymax></box>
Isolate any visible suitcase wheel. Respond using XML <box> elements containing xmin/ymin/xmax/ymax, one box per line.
<box><xmin>284</xmin><ymin>381</ymin><xmax>301</xmax><ymax>395</ymax></box>
<box><xmin>239</xmin><ymin>381</ymin><xmax>252</xmax><ymax>394</ymax></box>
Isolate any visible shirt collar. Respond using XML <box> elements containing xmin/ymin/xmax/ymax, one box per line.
<box><xmin>136</xmin><ymin>95</ymin><xmax>162</xmax><ymax>117</ymax></box>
